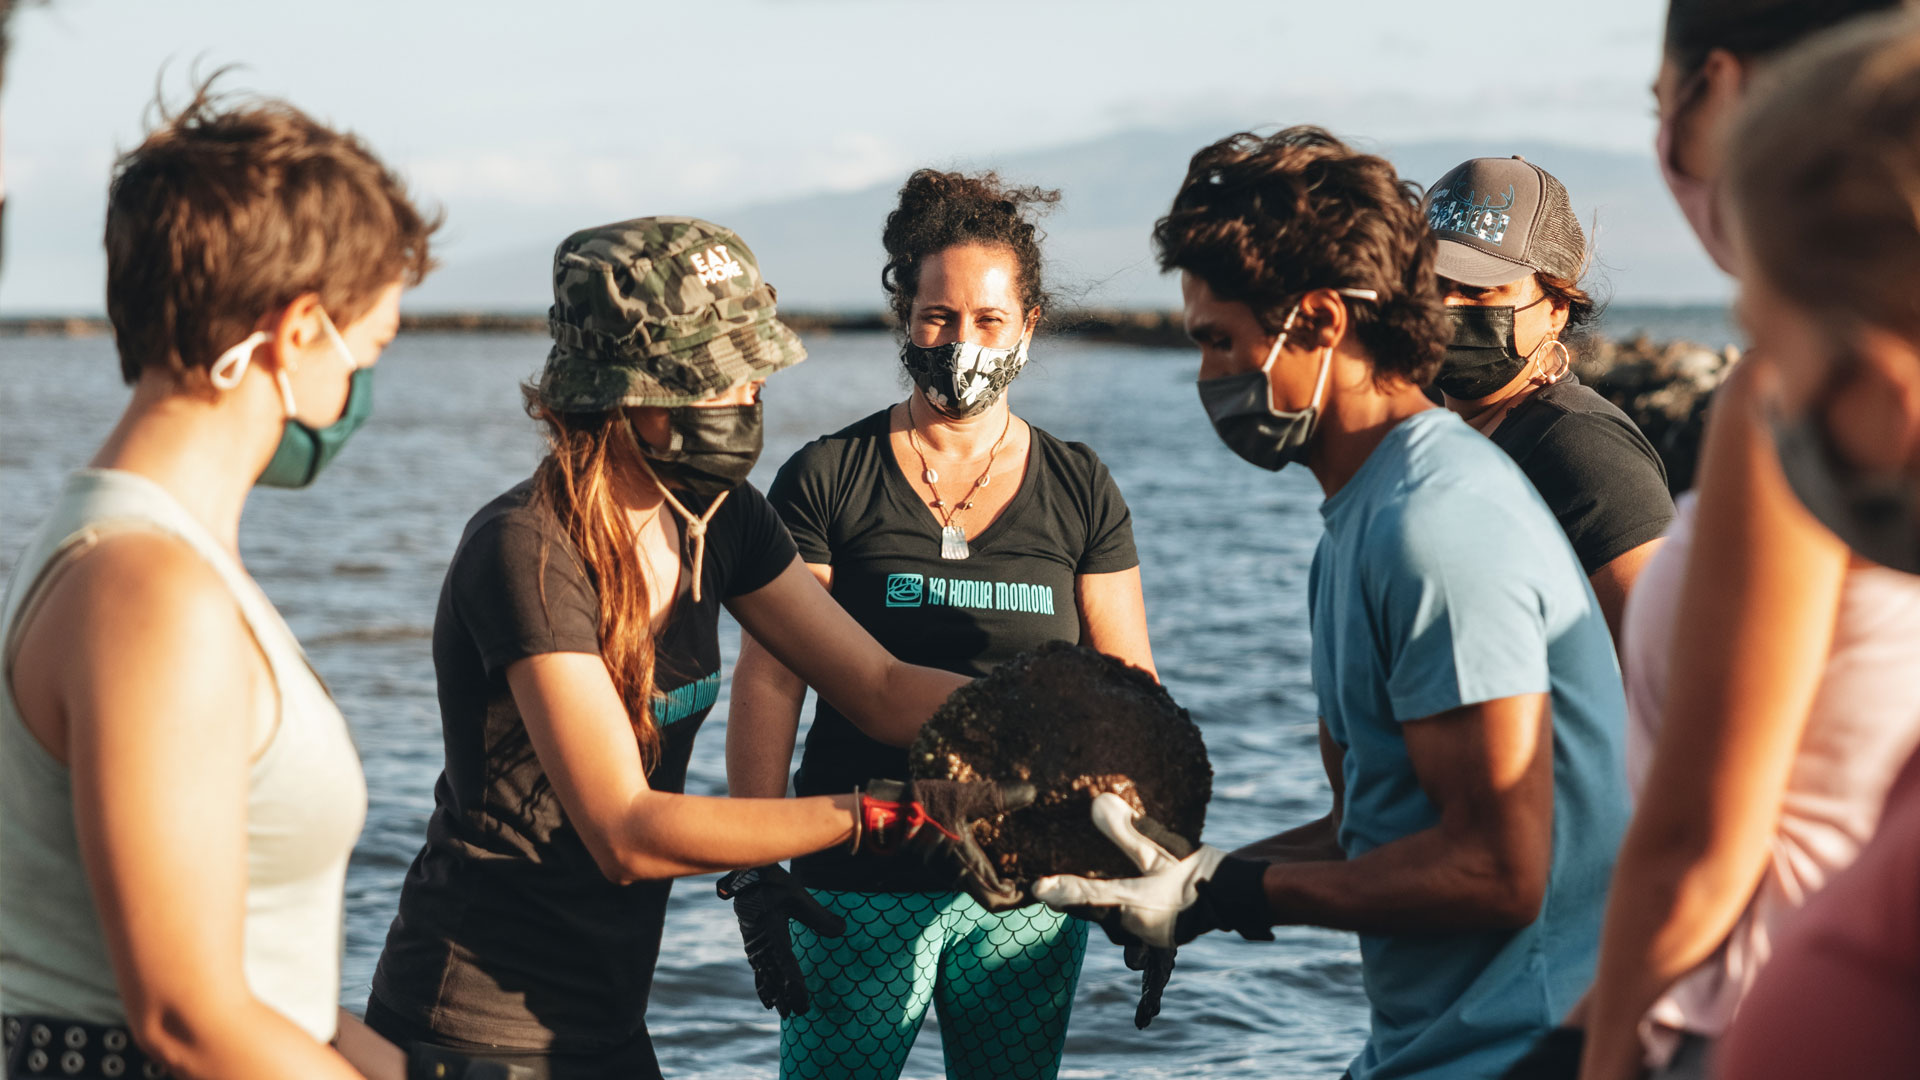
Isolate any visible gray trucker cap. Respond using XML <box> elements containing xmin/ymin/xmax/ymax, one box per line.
<box><xmin>1426</xmin><ymin>156</ymin><xmax>1587</xmax><ymax>287</ymax></box>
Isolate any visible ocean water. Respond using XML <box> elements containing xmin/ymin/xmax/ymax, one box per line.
<box><xmin>1599</xmin><ymin>303</ymin><xmax>1741</xmax><ymax>350</ymax></box>
<box><xmin>0</xmin><ymin>319</ymin><xmax>1673</xmax><ymax>1078</ymax></box>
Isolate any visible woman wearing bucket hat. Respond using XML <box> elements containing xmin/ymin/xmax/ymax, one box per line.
<box><xmin>1559</xmin><ymin>3</ymin><xmax>1920</xmax><ymax>1080</ymax></box>
<box><xmin>724</xmin><ymin>170</ymin><xmax>1157</xmax><ymax>1080</ymax></box>
<box><xmin>363</xmin><ymin>216</ymin><xmax>1028</xmax><ymax>1080</ymax></box>
<box><xmin>1426</xmin><ymin>156</ymin><xmax>1674</xmax><ymax>649</ymax></box>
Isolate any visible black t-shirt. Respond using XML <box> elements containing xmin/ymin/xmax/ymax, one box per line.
<box><xmin>1490</xmin><ymin>374</ymin><xmax>1676</xmax><ymax>577</ymax></box>
<box><xmin>776</xmin><ymin>409</ymin><xmax>1139</xmax><ymax>892</ymax></box>
<box><xmin>370</xmin><ymin>477</ymin><xmax>797</xmax><ymax>1052</ymax></box>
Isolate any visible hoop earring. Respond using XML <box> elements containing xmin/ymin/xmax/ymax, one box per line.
<box><xmin>1532</xmin><ymin>337</ymin><xmax>1572</xmax><ymax>386</ymax></box>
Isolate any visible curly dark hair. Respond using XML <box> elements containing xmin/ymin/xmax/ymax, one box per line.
<box><xmin>880</xmin><ymin>169</ymin><xmax>1060</xmax><ymax>327</ymax></box>
<box><xmin>1152</xmin><ymin>127</ymin><xmax>1449</xmax><ymax>387</ymax></box>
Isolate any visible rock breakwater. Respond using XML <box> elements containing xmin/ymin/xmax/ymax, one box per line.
<box><xmin>1576</xmin><ymin>335</ymin><xmax>1740</xmax><ymax>493</ymax></box>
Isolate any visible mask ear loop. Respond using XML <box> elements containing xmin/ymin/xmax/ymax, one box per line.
<box><xmin>1261</xmin><ymin>289</ymin><xmax>1379</xmax><ymax>416</ymax></box>
<box><xmin>1258</xmin><ymin>306</ymin><xmax>1302</xmax><ymax>414</ymax></box>
<box><xmin>208</xmin><ymin>332</ymin><xmax>270</xmax><ymax>392</ymax></box>
<box><xmin>316</xmin><ymin>307</ymin><xmax>361</xmax><ymax>371</ymax></box>
<box><xmin>209</xmin><ymin>328</ymin><xmax>298</xmax><ymax>417</ymax></box>
<box><xmin>1322</xmin><ymin>288</ymin><xmax>1378</xmax><ymax>411</ymax></box>
<box><xmin>621</xmin><ymin>414</ymin><xmax>728</xmax><ymax>604</ymax></box>
<box><xmin>1306</xmin><ymin>346</ymin><xmax>1335</xmax><ymax>413</ymax></box>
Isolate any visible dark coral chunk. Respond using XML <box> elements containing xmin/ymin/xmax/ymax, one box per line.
<box><xmin>910</xmin><ymin>642</ymin><xmax>1212</xmax><ymax>901</ymax></box>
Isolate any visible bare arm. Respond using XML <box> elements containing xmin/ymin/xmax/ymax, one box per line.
<box><xmin>726</xmin><ymin>563</ymin><xmax>833</xmax><ymax>798</ymax></box>
<box><xmin>1588</xmin><ymin>537</ymin><xmax>1665</xmax><ymax>655</ymax></box>
<box><xmin>1232</xmin><ymin>720</ymin><xmax>1347</xmax><ymax>863</ymax></box>
<box><xmin>510</xmin><ymin>651</ymin><xmax>859</xmax><ymax>884</ymax></box>
<box><xmin>331</xmin><ymin>1012</ymin><xmax>403</xmax><ymax>1080</ymax></box>
<box><xmin>728</xmin><ymin>557</ymin><xmax>967</xmax><ymax>747</ymax></box>
<box><xmin>1580</xmin><ymin>362</ymin><xmax>1849</xmax><ymax>1080</ymax></box>
<box><xmin>1076</xmin><ymin>567</ymin><xmax>1156</xmax><ymax>679</ymax></box>
<box><xmin>28</xmin><ymin>537</ymin><xmax>367</xmax><ymax>1079</ymax></box>
<box><xmin>1258</xmin><ymin>693</ymin><xmax>1554</xmax><ymax>934</ymax></box>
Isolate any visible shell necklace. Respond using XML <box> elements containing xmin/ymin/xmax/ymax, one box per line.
<box><xmin>905</xmin><ymin>395</ymin><xmax>1012</xmax><ymax>560</ymax></box>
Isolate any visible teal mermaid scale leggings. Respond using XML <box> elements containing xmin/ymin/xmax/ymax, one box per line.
<box><xmin>780</xmin><ymin>889</ymin><xmax>1089</xmax><ymax>1080</ymax></box>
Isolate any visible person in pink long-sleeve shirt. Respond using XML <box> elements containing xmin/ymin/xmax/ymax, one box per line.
<box><xmin>1717</xmin><ymin>755</ymin><xmax>1920</xmax><ymax>1078</ymax></box>
<box><xmin>1709</xmin><ymin>12</ymin><xmax>1920</xmax><ymax>1078</ymax></box>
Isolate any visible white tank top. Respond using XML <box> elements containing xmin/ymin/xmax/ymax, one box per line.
<box><xmin>1623</xmin><ymin>493</ymin><xmax>1920</xmax><ymax>1062</ymax></box>
<box><xmin>0</xmin><ymin>470</ymin><xmax>367</xmax><ymax>1041</ymax></box>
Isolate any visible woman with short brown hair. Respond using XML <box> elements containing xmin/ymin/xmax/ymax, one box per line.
<box><xmin>1</xmin><ymin>83</ymin><xmax>434</xmax><ymax>1080</ymax></box>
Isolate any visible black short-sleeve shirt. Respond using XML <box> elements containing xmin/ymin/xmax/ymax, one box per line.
<box><xmin>775</xmin><ymin>409</ymin><xmax>1139</xmax><ymax>892</ymax></box>
<box><xmin>1490</xmin><ymin>374</ymin><xmax>1675</xmax><ymax>577</ymax></box>
<box><xmin>370</xmin><ymin>477</ymin><xmax>796</xmax><ymax>1051</ymax></box>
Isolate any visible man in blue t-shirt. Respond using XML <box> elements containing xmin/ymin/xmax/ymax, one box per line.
<box><xmin>1032</xmin><ymin>128</ymin><xmax>1630</xmax><ymax>1079</ymax></box>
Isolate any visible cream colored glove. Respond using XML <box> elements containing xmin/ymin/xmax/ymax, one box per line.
<box><xmin>1031</xmin><ymin>793</ymin><xmax>1250</xmax><ymax>948</ymax></box>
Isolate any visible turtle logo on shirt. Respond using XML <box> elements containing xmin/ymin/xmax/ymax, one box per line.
<box><xmin>886</xmin><ymin>573</ymin><xmax>925</xmax><ymax>607</ymax></box>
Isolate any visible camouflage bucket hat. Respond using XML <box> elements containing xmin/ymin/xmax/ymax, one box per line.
<box><xmin>537</xmin><ymin>216</ymin><xmax>807</xmax><ymax>410</ymax></box>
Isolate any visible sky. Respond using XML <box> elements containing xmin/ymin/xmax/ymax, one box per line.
<box><xmin>1</xmin><ymin>0</ymin><xmax>1682</xmax><ymax>314</ymax></box>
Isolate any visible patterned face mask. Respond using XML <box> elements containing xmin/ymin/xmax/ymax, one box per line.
<box><xmin>900</xmin><ymin>337</ymin><xmax>1031</xmax><ymax>419</ymax></box>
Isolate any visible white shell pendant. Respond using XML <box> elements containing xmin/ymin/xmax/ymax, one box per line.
<box><xmin>941</xmin><ymin>524</ymin><xmax>971</xmax><ymax>560</ymax></box>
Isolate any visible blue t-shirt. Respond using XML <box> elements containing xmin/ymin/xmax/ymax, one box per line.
<box><xmin>1307</xmin><ymin>409</ymin><xmax>1630</xmax><ymax>1080</ymax></box>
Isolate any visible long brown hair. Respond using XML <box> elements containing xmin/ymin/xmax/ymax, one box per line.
<box><xmin>522</xmin><ymin>387</ymin><xmax>663</xmax><ymax>772</ymax></box>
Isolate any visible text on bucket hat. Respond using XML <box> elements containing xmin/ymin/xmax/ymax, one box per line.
<box><xmin>537</xmin><ymin>216</ymin><xmax>806</xmax><ymax>411</ymax></box>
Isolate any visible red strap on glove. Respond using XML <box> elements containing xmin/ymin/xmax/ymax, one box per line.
<box><xmin>858</xmin><ymin>793</ymin><xmax>963</xmax><ymax>854</ymax></box>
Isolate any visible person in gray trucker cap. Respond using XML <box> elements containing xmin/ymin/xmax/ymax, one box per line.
<box><xmin>1427</xmin><ymin>156</ymin><xmax>1674</xmax><ymax>648</ymax></box>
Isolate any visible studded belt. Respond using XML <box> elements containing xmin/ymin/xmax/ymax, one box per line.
<box><xmin>3</xmin><ymin>1016</ymin><xmax>167</xmax><ymax>1079</ymax></box>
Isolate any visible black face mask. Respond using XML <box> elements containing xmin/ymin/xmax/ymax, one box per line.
<box><xmin>1436</xmin><ymin>305</ymin><xmax>1535</xmax><ymax>401</ymax></box>
<box><xmin>1768</xmin><ymin>365</ymin><xmax>1920</xmax><ymax>576</ymax></box>
<box><xmin>640</xmin><ymin>402</ymin><xmax>764</xmax><ymax>503</ymax></box>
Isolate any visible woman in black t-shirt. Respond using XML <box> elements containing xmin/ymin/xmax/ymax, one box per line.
<box><xmin>1424</xmin><ymin>156</ymin><xmax>1675</xmax><ymax>649</ymax></box>
<box><xmin>365</xmin><ymin>217</ymin><xmax>1024</xmax><ymax>1080</ymax></box>
<box><xmin>727</xmin><ymin>172</ymin><xmax>1157</xmax><ymax>1080</ymax></box>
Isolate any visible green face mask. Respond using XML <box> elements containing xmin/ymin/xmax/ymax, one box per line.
<box><xmin>210</xmin><ymin>309</ymin><xmax>374</xmax><ymax>489</ymax></box>
<box><xmin>258</xmin><ymin>364</ymin><xmax>374</xmax><ymax>488</ymax></box>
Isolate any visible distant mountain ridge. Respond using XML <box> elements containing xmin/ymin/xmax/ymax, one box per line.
<box><xmin>400</xmin><ymin>125</ymin><xmax>1734</xmax><ymax>313</ymax></box>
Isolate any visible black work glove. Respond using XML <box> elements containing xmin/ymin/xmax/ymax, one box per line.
<box><xmin>856</xmin><ymin>777</ymin><xmax>1036</xmax><ymax>910</ymax></box>
<box><xmin>715</xmin><ymin>864</ymin><xmax>846</xmax><ymax>1018</ymax></box>
<box><xmin>1125</xmin><ymin>941</ymin><xmax>1178</xmax><ymax>1029</ymax></box>
<box><xmin>1120</xmin><ymin>813</ymin><xmax>1189</xmax><ymax>1029</ymax></box>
